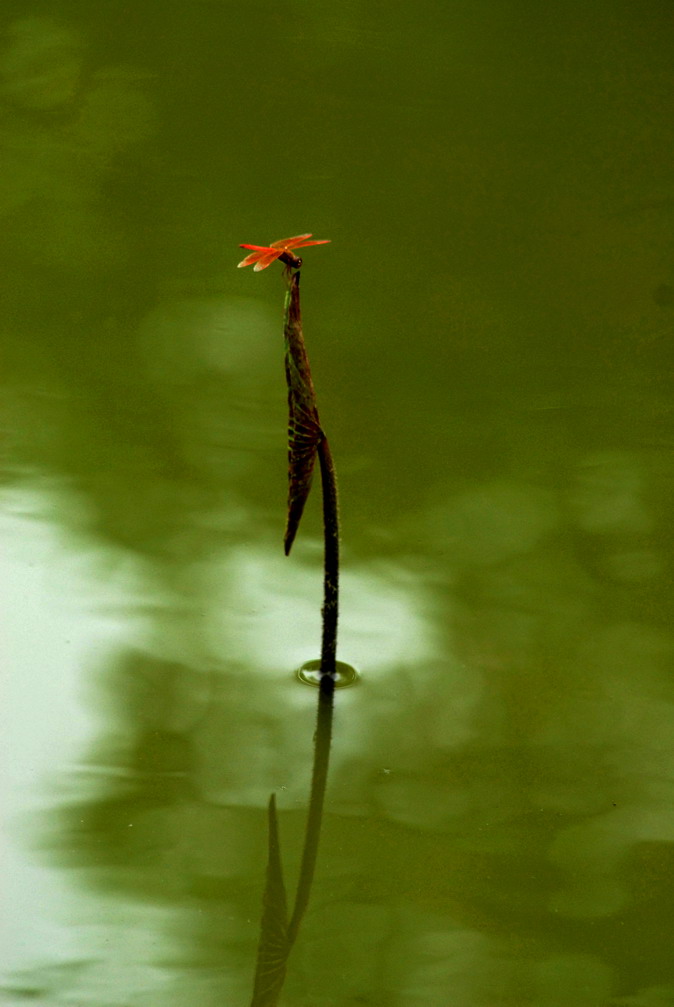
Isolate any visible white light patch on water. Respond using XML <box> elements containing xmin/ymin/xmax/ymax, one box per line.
<box><xmin>0</xmin><ymin>490</ymin><xmax>144</xmax><ymax>978</ymax></box>
<box><xmin>207</xmin><ymin>543</ymin><xmax>443</xmax><ymax>681</ymax></box>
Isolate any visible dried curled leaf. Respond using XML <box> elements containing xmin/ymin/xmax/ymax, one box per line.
<box><xmin>283</xmin><ymin>272</ymin><xmax>322</xmax><ymax>554</ymax></box>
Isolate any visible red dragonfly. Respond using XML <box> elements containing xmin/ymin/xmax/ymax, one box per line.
<box><xmin>237</xmin><ymin>233</ymin><xmax>330</xmax><ymax>272</ymax></box>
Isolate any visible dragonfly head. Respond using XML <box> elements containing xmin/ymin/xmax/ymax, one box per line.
<box><xmin>279</xmin><ymin>251</ymin><xmax>303</xmax><ymax>270</ymax></box>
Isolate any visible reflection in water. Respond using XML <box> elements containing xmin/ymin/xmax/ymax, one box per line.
<box><xmin>8</xmin><ymin>462</ymin><xmax>674</xmax><ymax>1003</ymax></box>
<box><xmin>2</xmin><ymin>3</ymin><xmax>674</xmax><ymax>1005</ymax></box>
<box><xmin>3</xmin><ymin>491</ymin><xmax>449</xmax><ymax>1004</ymax></box>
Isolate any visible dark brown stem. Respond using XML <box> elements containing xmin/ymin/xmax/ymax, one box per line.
<box><xmin>274</xmin><ymin>264</ymin><xmax>340</xmax><ymax>943</ymax></box>
<box><xmin>285</xmin><ymin>276</ymin><xmax>340</xmax><ymax>941</ymax></box>
<box><xmin>318</xmin><ymin>435</ymin><xmax>339</xmax><ymax>693</ymax></box>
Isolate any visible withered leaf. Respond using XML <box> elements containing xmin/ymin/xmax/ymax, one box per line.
<box><xmin>283</xmin><ymin>272</ymin><xmax>322</xmax><ymax>555</ymax></box>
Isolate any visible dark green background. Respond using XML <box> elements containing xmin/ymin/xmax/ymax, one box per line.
<box><xmin>2</xmin><ymin>2</ymin><xmax>673</xmax><ymax>1004</ymax></box>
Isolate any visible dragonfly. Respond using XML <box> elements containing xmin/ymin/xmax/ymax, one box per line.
<box><xmin>237</xmin><ymin>233</ymin><xmax>330</xmax><ymax>272</ymax></box>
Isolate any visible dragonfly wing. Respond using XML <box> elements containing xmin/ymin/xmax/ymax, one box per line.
<box><xmin>238</xmin><ymin>249</ymin><xmax>269</xmax><ymax>268</ymax></box>
<box><xmin>238</xmin><ymin>237</ymin><xmax>328</xmax><ymax>269</ymax></box>
<box><xmin>285</xmin><ymin>239</ymin><xmax>331</xmax><ymax>250</ymax></box>
<box><xmin>253</xmin><ymin>250</ymin><xmax>283</xmax><ymax>271</ymax></box>
<box><xmin>270</xmin><ymin>234</ymin><xmax>313</xmax><ymax>249</ymax></box>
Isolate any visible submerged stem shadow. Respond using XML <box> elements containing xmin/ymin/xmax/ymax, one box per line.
<box><xmin>250</xmin><ymin>687</ymin><xmax>334</xmax><ymax>1006</ymax></box>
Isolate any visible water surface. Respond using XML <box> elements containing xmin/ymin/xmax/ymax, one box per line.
<box><xmin>2</xmin><ymin>3</ymin><xmax>673</xmax><ymax>1005</ymax></box>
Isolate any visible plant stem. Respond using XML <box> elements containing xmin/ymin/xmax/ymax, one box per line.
<box><xmin>285</xmin><ymin>271</ymin><xmax>340</xmax><ymax>942</ymax></box>
<box><xmin>249</xmin><ymin>258</ymin><xmax>341</xmax><ymax>1003</ymax></box>
<box><xmin>282</xmin><ymin>268</ymin><xmax>340</xmax><ymax>687</ymax></box>
<box><xmin>277</xmin><ymin>266</ymin><xmax>340</xmax><ymax>943</ymax></box>
<box><xmin>318</xmin><ymin>434</ymin><xmax>339</xmax><ymax>692</ymax></box>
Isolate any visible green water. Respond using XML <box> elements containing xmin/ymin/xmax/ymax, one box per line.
<box><xmin>2</xmin><ymin>3</ymin><xmax>673</xmax><ymax>1005</ymax></box>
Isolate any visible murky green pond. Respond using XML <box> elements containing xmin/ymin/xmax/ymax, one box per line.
<box><xmin>2</xmin><ymin>3</ymin><xmax>673</xmax><ymax>1005</ymax></box>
